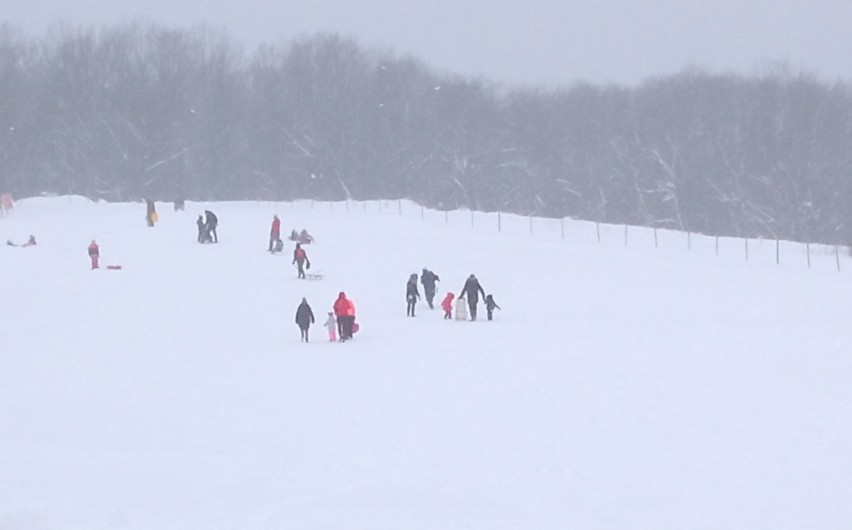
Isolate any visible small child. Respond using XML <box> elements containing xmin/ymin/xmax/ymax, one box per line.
<box><xmin>484</xmin><ymin>294</ymin><xmax>501</xmax><ymax>321</ymax></box>
<box><xmin>324</xmin><ymin>312</ymin><xmax>337</xmax><ymax>342</ymax></box>
<box><xmin>441</xmin><ymin>292</ymin><xmax>455</xmax><ymax>320</ymax></box>
<box><xmin>454</xmin><ymin>296</ymin><xmax>468</xmax><ymax>321</ymax></box>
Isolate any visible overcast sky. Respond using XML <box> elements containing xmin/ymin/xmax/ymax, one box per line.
<box><xmin>4</xmin><ymin>0</ymin><xmax>852</xmax><ymax>88</ymax></box>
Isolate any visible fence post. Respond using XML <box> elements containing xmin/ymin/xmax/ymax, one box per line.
<box><xmin>654</xmin><ymin>227</ymin><xmax>658</xmax><ymax>248</ymax></box>
<box><xmin>363</xmin><ymin>201</ymin><xmax>366</xmax><ymax>213</ymax></box>
<box><xmin>776</xmin><ymin>239</ymin><xmax>780</xmax><ymax>264</ymax></box>
<box><xmin>624</xmin><ymin>225</ymin><xmax>628</xmax><ymax>246</ymax></box>
<box><xmin>715</xmin><ymin>236</ymin><xmax>719</xmax><ymax>256</ymax></box>
<box><xmin>835</xmin><ymin>246</ymin><xmax>841</xmax><ymax>272</ymax></box>
<box><xmin>561</xmin><ymin>218</ymin><xmax>565</xmax><ymax>239</ymax></box>
<box><xmin>529</xmin><ymin>216</ymin><xmax>533</xmax><ymax>236</ymax></box>
<box><xmin>806</xmin><ymin>243</ymin><xmax>811</xmax><ymax>268</ymax></box>
<box><xmin>687</xmin><ymin>231</ymin><xmax>691</xmax><ymax>251</ymax></box>
<box><xmin>498</xmin><ymin>212</ymin><xmax>502</xmax><ymax>232</ymax></box>
<box><xmin>596</xmin><ymin>222</ymin><xmax>601</xmax><ymax>243</ymax></box>
<box><xmin>745</xmin><ymin>238</ymin><xmax>749</xmax><ymax>261</ymax></box>
<box><xmin>445</xmin><ymin>210</ymin><xmax>448</xmax><ymax>224</ymax></box>
<box><xmin>398</xmin><ymin>200</ymin><xmax>402</xmax><ymax>216</ymax></box>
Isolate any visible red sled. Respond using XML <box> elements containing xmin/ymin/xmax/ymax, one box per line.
<box><xmin>352</xmin><ymin>322</ymin><xmax>360</xmax><ymax>334</ymax></box>
<box><xmin>107</xmin><ymin>265</ymin><xmax>123</xmax><ymax>270</ymax></box>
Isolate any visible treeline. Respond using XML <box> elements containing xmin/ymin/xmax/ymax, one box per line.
<box><xmin>1</xmin><ymin>22</ymin><xmax>851</xmax><ymax>244</ymax></box>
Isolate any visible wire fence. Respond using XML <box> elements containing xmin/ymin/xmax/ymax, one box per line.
<box><xmin>302</xmin><ymin>198</ymin><xmax>848</xmax><ymax>273</ymax></box>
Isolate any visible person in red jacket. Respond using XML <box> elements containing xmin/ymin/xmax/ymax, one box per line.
<box><xmin>333</xmin><ymin>292</ymin><xmax>357</xmax><ymax>341</ymax></box>
<box><xmin>268</xmin><ymin>214</ymin><xmax>281</xmax><ymax>252</ymax></box>
<box><xmin>441</xmin><ymin>292</ymin><xmax>455</xmax><ymax>319</ymax></box>
<box><xmin>292</xmin><ymin>243</ymin><xmax>310</xmax><ymax>278</ymax></box>
<box><xmin>88</xmin><ymin>240</ymin><xmax>100</xmax><ymax>269</ymax></box>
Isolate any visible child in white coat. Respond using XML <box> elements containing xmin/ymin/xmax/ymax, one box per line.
<box><xmin>324</xmin><ymin>312</ymin><xmax>337</xmax><ymax>342</ymax></box>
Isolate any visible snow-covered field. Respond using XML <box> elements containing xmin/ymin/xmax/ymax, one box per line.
<box><xmin>2</xmin><ymin>196</ymin><xmax>851</xmax><ymax>530</ymax></box>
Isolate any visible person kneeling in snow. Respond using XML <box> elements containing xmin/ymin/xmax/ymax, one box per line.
<box><xmin>7</xmin><ymin>235</ymin><xmax>36</xmax><ymax>247</ymax></box>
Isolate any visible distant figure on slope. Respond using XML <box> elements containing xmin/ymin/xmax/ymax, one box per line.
<box><xmin>324</xmin><ymin>312</ymin><xmax>337</xmax><ymax>342</ymax></box>
<box><xmin>484</xmin><ymin>294</ymin><xmax>501</xmax><ymax>321</ymax></box>
<box><xmin>454</xmin><ymin>296</ymin><xmax>467</xmax><ymax>321</ymax></box>
<box><xmin>88</xmin><ymin>240</ymin><xmax>100</xmax><ymax>269</ymax></box>
<box><xmin>406</xmin><ymin>273</ymin><xmax>420</xmax><ymax>317</ymax></box>
<box><xmin>196</xmin><ymin>215</ymin><xmax>211</xmax><ymax>243</ymax></box>
<box><xmin>441</xmin><ymin>292</ymin><xmax>455</xmax><ymax>320</ymax></box>
<box><xmin>459</xmin><ymin>274</ymin><xmax>486</xmax><ymax>321</ymax></box>
<box><xmin>420</xmin><ymin>268</ymin><xmax>440</xmax><ymax>309</ymax></box>
<box><xmin>204</xmin><ymin>210</ymin><xmax>218</xmax><ymax>243</ymax></box>
<box><xmin>145</xmin><ymin>198</ymin><xmax>157</xmax><ymax>227</ymax></box>
<box><xmin>269</xmin><ymin>214</ymin><xmax>281</xmax><ymax>252</ymax></box>
<box><xmin>293</xmin><ymin>243</ymin><xmax>310</xmax><ymax>279</ymax></box>
<box><xmin>174</xmin><ymin>197</ymin><xmax>185</xmax><ymax>211</ymax></box>
<box><xmin>295</xmin><ymin>297</ymin><xmax>315</xmax><ymax>343</ymax></box>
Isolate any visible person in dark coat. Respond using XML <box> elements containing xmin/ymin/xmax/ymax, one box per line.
<box><xmin>196</xmin><ymin>215</ymin><xmax>210</xmax><ymax>243</ymax></box>
<box><xmin>420</xmin><ymin>268</ymin><xmax>440</xmax><ymax>309</ymax></box>
<box><xmin>459</xmin><ymin>274</ymin><xmax>486</xmax><ymax>321</ymax></box>
<box><xmin>204</xmin><ymin>210</ymin><xmax>218</xmax><ymax>243</ymax></box>
<box><xmin>484</xmin><ymin>294</ymin><xmax>501</xmax><ymax>321</ymax></box>
<box><xmin>292</xmin><ymin>242</ymin><xmax>310</xmax><ymax>279</ymax></box>
<box><xmin>295</xmin><ymin>297</ymin><xmax>316</xmax><ymax>342</ymax></box>
<box><xmin>406</xmin><ymin>273</ymin><xmax>420</xmax><ymax>317</ymax></box>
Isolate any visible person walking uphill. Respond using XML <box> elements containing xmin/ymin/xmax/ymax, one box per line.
<box><xmin>292</xmin><ymin>243</ymin><xmax>310</xmax><ymax>279</ymax></box>
<box><xmin>295</xmin><ymin>297</ymin><xmax>315</xmax><ymax>342</ymax></box>
<box><xmin>204</xmin><ymin>210</ymin><xmax>218</xmax><ymax>243</ymax></box>
<box><xmin>460</xmin><ymin>274</ymin><xmax>486</xmax><ymax>321</ymax></box>
<box><xmin>406</xmin><ymin>273</ymin><xmax>420</xmax><ymax>316</ymax></box>
<box><xmin>420</xmin><ymin>268</ymin><xmax>440</xmax><ymax>309</ymax></box>
<box><xmin>88</xmin><ymin>240</ymin><xmax>100</xmax><ymax>269</ymax></box>
<box><xmin>268</xmin><ymin>214</ymin><xmax>281</xmax><ymax>252</ymax></box>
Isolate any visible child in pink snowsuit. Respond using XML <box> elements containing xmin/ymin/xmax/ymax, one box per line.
<box><xmin>324</xmin><ymin>312</ymin><xmax>337</xmax><ymax>342</ymax></box>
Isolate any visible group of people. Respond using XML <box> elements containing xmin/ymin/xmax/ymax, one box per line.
<box><xmin>196</xmin><ymin>210</ymin><xmax>219</xmax><ymax>243</ymax></box>
<box><xmin>408</xmin><ymin>270</ymin><xmax>501</xmax><ymax>321</ymax></box>
<box><xmin>73</xmin><ymin>204</ymin><xmax>502</xmax><ymax>345</ymax></box>
<box><xmin>294</xmin><ymin>291</ymin><xmax>358</xmax><ymax>343</ymax></box>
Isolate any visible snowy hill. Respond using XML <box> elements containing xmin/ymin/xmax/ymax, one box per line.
<box><xmin>2</xmin><ymin>197</ymin><xmax>851</xmax><ymax>530</ymax></box>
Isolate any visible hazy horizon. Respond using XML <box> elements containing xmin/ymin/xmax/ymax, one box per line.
<box><xmin>4</xmin><ymin>0</ymin><xmax>852</xmax><ymax>87</ymax></box>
